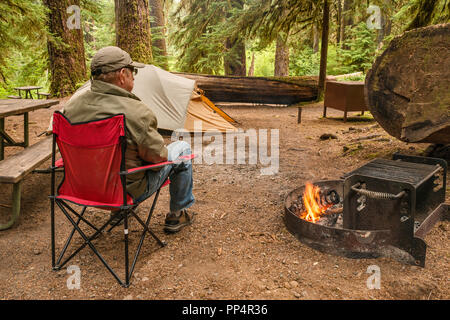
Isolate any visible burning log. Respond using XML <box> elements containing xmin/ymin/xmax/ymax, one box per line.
<box><xmin>289</xmin><ymin>182</ymin><xmax>343</xmax><ymax>227</ymax></box>
<box><xmin>173</xmin><ymin>72</ymin><xmax>318</xmax><ymax>105</ymax></box>
<box><xmin>365</xmin><ymin>23</ymin><xmax>450</xmax><ymax>144</ymax></box>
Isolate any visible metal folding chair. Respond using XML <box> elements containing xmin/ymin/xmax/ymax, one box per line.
<box><xmin>49</xmin><ymin>111</ymin><xmax>194</xmax><ymax>287</ymax></box>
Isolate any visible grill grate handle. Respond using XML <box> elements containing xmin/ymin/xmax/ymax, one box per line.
<box><xmin>351</xmin><ymin>183</ymin><xmax>406</xmax><ymax>200</ymax></box>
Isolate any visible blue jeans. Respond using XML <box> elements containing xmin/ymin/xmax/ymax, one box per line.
<box><xmin>134</xmin><ymin>141</ymin><xmax>195</xmax><ymax>212</ymax></box>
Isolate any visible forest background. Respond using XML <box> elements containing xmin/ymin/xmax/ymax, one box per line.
<box><xmin>0</xmin><ymin>0</ymin><xmax>449</xmax><ymax>99</ymax></box>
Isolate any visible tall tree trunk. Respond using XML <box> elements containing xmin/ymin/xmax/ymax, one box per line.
<box><xmin>149</xmin><ymin>0</ymin><xmax>169</xmax><ymax>69</ymax></box>
<box><xmin>115</xmin><ymin>0</ymin><xmax>153</xmax><ymax>64</ymax></box>
<box><xmin>248</xmin><ymin>53</ymin><xmax>255</xmax><ymax>76</ymax></box>
<box><xmin>376</xmin><ymin>9</ymin><xmax>392</xmax><ymax>48</ymax></box>
<box><xmin>43</xmin><ymin>0</ymin><xmax>87</xmax><ymax>97</ymax></box>
<box><xmin>407</xmin><ymin>0</ymin><xmax>442</xmax><ymax>30</ymax></box>
<box><xmin>312</xmin><ymin>23</ymin><xmax>320</xmax><ymax>53</ymax></box>
<box><xmin>336</xmin><ymin>0</ymin><xmax>342</xmax><ymax>46</ymax></box>
<box><xmin>317</xmin><ymin>0</ymin><xmax>330</xmax><ymax>101</ymax></box>
<box><xmin>341</xmin><ymin>0</ymin><xmax>353</xmax><ymax>49</ymax></box>
<box><xmin>223</xmin><ymin>0</ymin><xmax>246</xmax><ymax>76</ymax></box>
<box><xmin>224</xmin><ymin>38</ymin><xmax>247</xmax><ymax>76</ymax></box>
<box><xmin>274</xmin><ymin>34</ymin><xmax>289</xmax><ymax>76</ymax></box>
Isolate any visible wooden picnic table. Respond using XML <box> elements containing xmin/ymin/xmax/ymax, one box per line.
<box><xmin>0</xmin><ymin>99</ymin><xmax>59</xmax><ymax>230</ymax></box>
<box><xmin>14</xmin><ymin>86</ymin><xmax>43</xmax><ymax>99</ymax></box>
<box><xmin>0</xmin><ymin>99</ymin><xmax>59</xmax><ymax>160</ymax></box>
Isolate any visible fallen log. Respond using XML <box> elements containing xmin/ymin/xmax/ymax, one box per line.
<box><xmin>173</xmin><ymin>72</ymin><xmax>318</xmax><ymax>105</ymax></box>
<box><xmin>365</xmin><ymin>23</ymin><xmax>450</xmax><ymax>144</ymax></box>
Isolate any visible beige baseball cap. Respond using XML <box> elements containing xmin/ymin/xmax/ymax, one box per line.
<box><xmin>90</xmin><ymin>46</ymin><xmax>145</xmax><ymax>74</ymax></box>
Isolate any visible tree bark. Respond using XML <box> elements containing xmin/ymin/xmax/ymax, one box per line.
<box><xmin>365</xmin><ymin>23</ymin><xmax>450</xmax><ymax>144</ymax></box>
<box><xmin>224</xmin><ymin>38</ymin><xmax>247</xmax><ymax>76</ymax></box>
<box><xmin>248</xmin><ymin>53</ymin><xmax>255</xmax><ymax>76</ymax></box>
<box><xmin>341</xmin><ymin>0</ymin><xmax>353</xmax><ymax>49</ymax></box>
<box><xmin>407</xmin><ymin>0</ymin><xmax>441</xmax><ymax>31</ymax></box>
<box><xmin>376</xmin><ymin>7</ymin><xmax>392</xmax><ymax>47</ymax></box>
<box><xmin>274</xmin><ymin>34</ymin><xmax>289</xmax><ymax>76</ymax></box>
<box><xmin>336</xmin><ymin>0</ymin><xmax>342</xmax><ymax>46</ymax></box>
<box><xmin>43</xmin><ymin>0</ymin><xmax>87</xmax><ymax>97</ymax></box>
<box><xmin>173</xmin><ymin>72</ymin><xmax>318</xmax><ymax>105</ymax></box>
<box><xmin>115</xmin><ymin>0</ymin><xmax>153</xmax><ymax>64</ymax></box>
<box><xmin>317</xmin><ymin>0</ymin><xmax>330</xmax><ymax>101</ymax></box>
<box><xmin>149</xmin><ymin>0</ymin><xmax>169</xmax><ymax>69</ymax></box>
<box><xmin>223</xmin><ymin>0</ymin><xmax>246</xmax><ymax>76</ymax></box>
<box><xmin>312</xmin><ymin>23</ymin><xmax>319</xmax><ymax>53</ymax></box>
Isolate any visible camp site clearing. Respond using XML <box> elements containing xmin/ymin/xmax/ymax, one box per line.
<box><xmin>0</xmin><ymin>98</ymin><xmax>448</xmax><ymax>300</ymax></box>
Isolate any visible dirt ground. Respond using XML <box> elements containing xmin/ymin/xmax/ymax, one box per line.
<box><xmin>0</xmin><ymin>99</ymin><xmax>448</xmax><ymax>300</ymax></box>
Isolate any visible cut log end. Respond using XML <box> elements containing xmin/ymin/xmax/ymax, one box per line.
<box><xmin>365</xmin><ymin>23</ymin><xmax>450</xmax><ymax>144</ymax></box>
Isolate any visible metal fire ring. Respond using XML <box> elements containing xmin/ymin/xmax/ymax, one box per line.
<box><xmin>284</xmin><ymin>180</ymin><xmax>412</xmax><ymax>262</ymax></box>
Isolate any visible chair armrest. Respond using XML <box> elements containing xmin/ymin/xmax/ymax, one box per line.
<box><xmin>121</xmin><ymin>154</ymin><xmax>195</xmax><ymax>176</ymax></box>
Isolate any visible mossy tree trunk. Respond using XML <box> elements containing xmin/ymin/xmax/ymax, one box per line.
<box><xmin>336</xmin><ymin>0</ymin><xmax>342</xmax><ymax>46</ymax></box>
<box><xmin>223</xmin><ymin>0</ymin><xmax>246</xmax><ymax>76</ymax></box>
<box><xmin>224</xmin><ymin>38</ymin><xmax>247</xmax><ymax>76</ymax></box>
<box><xmin>43</xmin><ymin>0</ymin><xmax>87</xmax><ymax>97</ymax></box>
<box><xmin>149</xmin><ymin>0</ymin><xmax>168</xmax><ymax>70</ymax></box>
<box><xmin>317</xmin><ymin>0</ymin><xmax>330</xmax><ymax>101</ymax></box>
<box><xmin>312</xmin><ymin>23</ymin><xmax>319</xmax><ymax>53</ymax></box>
<box><xmin>341</xmin><ymin>0</ymin><xmax>353</xmax><ymax>49</ymax></box>
<box><xmin>115</xmin><ymin>0</ymin><xmax>153</xmax><ymax>64</ymax></box>
<box><xmin>274</xmin><ymin>33</ymin><xmax>289</xmax><ymax>76</ymax></box>
<box><xmin>376</xmin><ymin>5</ymin><xmax>392</xmax><ymax>47</ymax></box>
<box><xmin>248</xmin><ymin>53</ymin><xmax>255</xmax><ymax>76</ymax></box>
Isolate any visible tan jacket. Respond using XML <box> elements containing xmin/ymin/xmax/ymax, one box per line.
<box><xmin>63</xmin><ymin>80</ymin><xmax>168</xmax><ymax>198</ymax></box>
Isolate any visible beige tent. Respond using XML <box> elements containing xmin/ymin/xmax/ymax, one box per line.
<box><xmin>58</xmin><ymin>65</ymin><xmax>237</xmax><ymax>133</ymax></box>
<box><xmin>184</xmin><ymin>88</ymin><xmax>237</xmax><ymax>132</ymax></box>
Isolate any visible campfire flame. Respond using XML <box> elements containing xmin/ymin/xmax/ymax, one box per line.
<box><xmin>300</xmin><ymin>182</ymin><xmax>332</xmax><ymax>223</ymax></box>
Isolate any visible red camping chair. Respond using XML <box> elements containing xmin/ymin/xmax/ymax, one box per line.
<box><xmin>50</xmin><ymin>111</ymin><xmax>194</xmax><ymax>287</ymax></box>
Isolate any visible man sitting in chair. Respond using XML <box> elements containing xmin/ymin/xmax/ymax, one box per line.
<box><xmin>61</xmin><ymin>46</ymin><xmax>195</xmax><ymax>233</ymax></box>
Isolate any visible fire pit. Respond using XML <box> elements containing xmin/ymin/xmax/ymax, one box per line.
<box><xmin>284</xmin><ymin>154</ymin><xmax>448</xmax><ymax>267</ymax></box>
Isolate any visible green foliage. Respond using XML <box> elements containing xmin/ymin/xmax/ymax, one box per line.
<box><xmin>338</xmin><ymin>22</ymin><xmax>377</xmax><ymax>73</ymax></box>
<box><xmin>394</xmin><ymin>0</ymin><xmax>450</xmax><ymax>30</ymax></box>
<box><xmin>289</xmin><ymin>47</ymin><xmax>320</xmax><ymax>76</ymax></box>
<box><xmin>1</xmin><ymin>0</ymin><xmax>447</xmax><ymax>99</ymax></box>
<box><xmin>82</xmin><ymin>0</ymin><xmax>115</xmax><ymax>67</ymax></box>
<box><xmin>151</xmin><ymin>24</ymin><xmax>170</xmax><ymax>69</ymax></box>
<box><xmin>247</xmin><ymin>43</ymin><xmax>275</xmax><ymax>77</ymax></box>
<box><xmin>0</xmin><ymin>0</ymin><xmax>48</xmax><ymax>98</ymax></box>
<box><xmin>170</xmin><ymin>0</ymin><xmax>246</xmax><ymax>74</ymax></box>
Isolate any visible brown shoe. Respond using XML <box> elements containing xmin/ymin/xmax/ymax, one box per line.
<box><xmin>163</xmin><ymin>209</ymin><xmax>194</xmax><ymax>233</ymax></box>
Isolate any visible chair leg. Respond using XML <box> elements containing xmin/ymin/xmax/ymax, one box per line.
<box><xmin>127</xmin><ymin>188</ymin><xmax>166</xmax><ymax>282</ymax></box>
<box><xmin>124</xmin><ymin>212</ymin><xmax>130</xmax><ymax>287</ymax></box>
<box><xmin>52</xmin><ymin>184</ymin><xmax>168</xmax><ymax>286</ymax></box>
<box><xmin>55</xmin><ymin>206</ymin><xmax>87</xmax><ymax>267</ymax></box>
<box><xmin>55</xmin><ymin>202</ymin><xmax>120</xmax><ymax>269</ymax></box>
<box><xmin>59</xmin><ymin>201</ymin><xmax>100</xmax><ymax>233</ymax></box>
<box><xmin>56</xmin><ymin>201</ymin><xmax>125</xmax><ymax>286</ymax></box>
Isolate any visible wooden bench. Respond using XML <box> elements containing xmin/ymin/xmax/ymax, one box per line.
<box><xmin>0</xmin><ymin>136</ymin><xmax>53</xmax><ymax>230</ymax></box>
<box><xmin>7</xmin><ymin>95</ymin><xmax>22</xmax><ymax>99</ymax></box>
<box><xmin>37</xmin><ymin>93</ymin><xmax>51</xmax><ymax>99</ymax></box>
